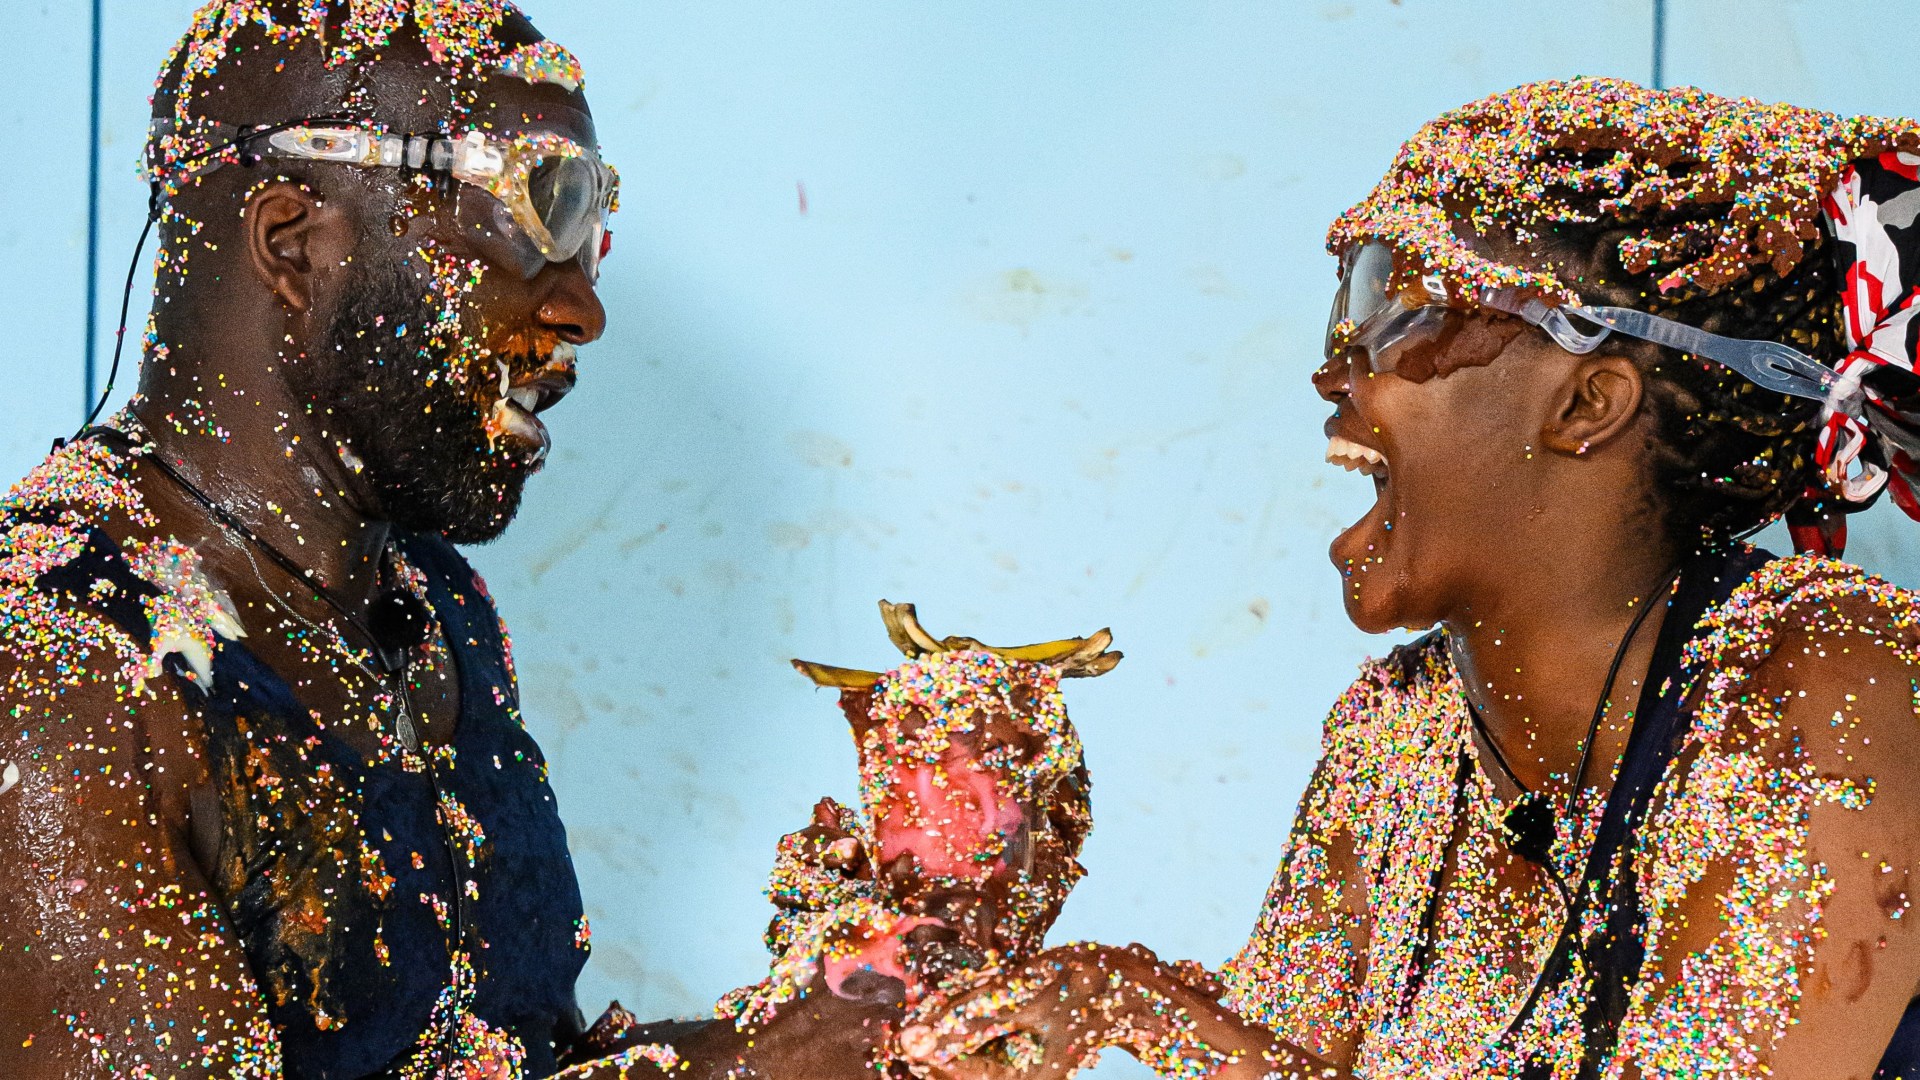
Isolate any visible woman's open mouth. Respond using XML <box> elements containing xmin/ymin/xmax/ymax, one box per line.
<box><xmin>1326</xmin><ymin>429</ymin><xmax>1394</xmax><ymax>574</ymax></box>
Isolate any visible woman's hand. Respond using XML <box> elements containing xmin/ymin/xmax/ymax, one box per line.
<box><xmin>894</xmin><ymin>942</ymin><xmax>1310</xmax><ymax>1080</ymax></box>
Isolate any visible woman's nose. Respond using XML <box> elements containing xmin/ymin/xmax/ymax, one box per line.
<box><xmin>1312</xmin><ymin>353</ymin><xmax>1352</xmax><ymax>402</ymax></box>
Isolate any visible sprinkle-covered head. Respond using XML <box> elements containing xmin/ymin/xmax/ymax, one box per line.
<box><xmin>1322</xmin><ymin>77</ymin><xmax>1920</xmax><ymax>556</ymax></box>
<box><xmin>151</xmin><ymin>1</ymin><xmax>588</xmax><ymax>159</ymax></box>
<box><xmin>135</xmin><ymin>1</ymin><xmax>607</xmax><ymax>545</ymax></box>
<box><xmin>1330</xmin><ymin>76</ymin><xmax>1918</xmax><ymax>308</ymax></box>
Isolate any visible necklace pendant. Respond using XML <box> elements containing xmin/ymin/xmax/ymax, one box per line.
<box><xmin>1501</xmin><ymin>791</ymin><xmax>1558</xmax><ymax>867</ymax></box>
<box><xmin>394</xmin><ymin>691</ymin><xmax>420</xmax><ymax>751</ymax></box>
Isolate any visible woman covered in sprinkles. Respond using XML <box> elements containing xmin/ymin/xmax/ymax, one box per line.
<box><xmin>897</xmin><ymin>78</ymin><xmax>1920</xmax><ymax>1079</ymax></box>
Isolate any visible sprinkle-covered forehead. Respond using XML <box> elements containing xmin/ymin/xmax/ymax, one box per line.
<box><xmin>155</xmin><ymin>0</ymin><xmax>589</xmax><ymax>173</ymax></box>
<box><xmin>1330</xmin><ymin>77</ymin><xmax>1920</xmax><ymax>308</ymax></box>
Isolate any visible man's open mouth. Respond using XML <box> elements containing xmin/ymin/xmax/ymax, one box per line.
<box><xmin>486</xmin><ymin>342</ymin><xmax>578</xmax><ymax>463</ymax></box>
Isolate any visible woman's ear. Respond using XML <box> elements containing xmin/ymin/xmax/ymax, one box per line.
<box><xmin>1543</xmin><ymin>352</ymin><xmax>1646</xmax><ymax>455</ymax></box>
<box><xmin>244</xmin><ymin>180</ymin><xmax>355</xmax><ymax>313</ymax></box>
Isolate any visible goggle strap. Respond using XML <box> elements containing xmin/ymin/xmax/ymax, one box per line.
<box><xmin>1579</xmin><ymin>305</ymin><xmax>1837</xmax><ymax>402</ymax></box>
<box><xmin>1478</xmin><ymin>288</ymin><xmax>1607</xmax><ymax>354</ymax></box>
<box><xmin>1536</xmin><ymin>304</ymin><xmax>1611</xmax><ymax>354</ymax></box>
<box><xmin>146</xmin><ymin>118</ymin><xmax>614</xmax><ymax>274</ymax></box>
<box><xmin>149</xmin><ymin>120</ymin><xmax>604</xmax><ymax>185</ymax></box>
<box><xmin>1480</xmin><ymin>286</ymin><xmax>1836</xmax><ymax>402</ymax></box>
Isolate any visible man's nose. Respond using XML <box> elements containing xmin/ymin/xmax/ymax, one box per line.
<box><xmin>536</xmin><ymin>262</ymin><xmax>607</xmax><ymax>346</ymax></box>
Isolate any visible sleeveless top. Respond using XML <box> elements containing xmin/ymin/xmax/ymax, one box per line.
<box><xmin>1220</xmin><ymin>548</ymin><xmax>1920</xmax><ymax>1078</ymax></box>
<box><xmin>10</xmin><ymin>435</ymin><xmax>590</xmax><ymax>1078</ymax></box>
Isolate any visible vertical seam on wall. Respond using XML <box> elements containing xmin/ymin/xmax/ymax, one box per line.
<box><xmin>83</xmin><ymin>0</ymin><xmax>105</xmax><ymax>420</ymax></box>
<box><xmin>1651</xmin><ymin>0</ymin><xmax>1667</xmax><ymax>89</ymax></box>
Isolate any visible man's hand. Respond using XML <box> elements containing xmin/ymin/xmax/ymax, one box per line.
<box><xmin>890</xmin><ymin>942</ymin><xmax>1224</xmax><ymax>1080</ymax></box>
<box><xmin>558</xmin><ymin>975</ymin><xmax>903</xmax><ymax>1080</ymax></box>
<box><xmin>705</xmin><ymin>975</ymin><xmax>905</xmax><ymax>1080</ymax></box>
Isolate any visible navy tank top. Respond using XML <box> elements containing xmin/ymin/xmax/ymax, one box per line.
<box><xmin>70</xmin><ymin>520</ymin><xmax>590</xmax><ymax>1078</ymax></box>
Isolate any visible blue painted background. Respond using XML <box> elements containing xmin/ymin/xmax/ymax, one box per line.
<box><xmin>5</xmin><ymin>3</ymin><xmax>1915</xmax><ymax>1074</ymax></box>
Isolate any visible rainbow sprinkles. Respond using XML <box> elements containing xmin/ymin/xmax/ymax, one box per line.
<box><xmin>1330</xmin><ymin>77</ymin><xmax>1920</xmax><ymax>308</ymax></box>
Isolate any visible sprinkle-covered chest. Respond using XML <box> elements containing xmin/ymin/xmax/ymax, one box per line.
<box><xmin>38</xmin><ymin>503</ymin><xmax>590</xmax><ymax>1078</ymax></box>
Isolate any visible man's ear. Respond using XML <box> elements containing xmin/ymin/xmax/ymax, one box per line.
<box><xmin>244</xmin><ymin>180</ymin><xmax>355</xmax><ymax>313</ymax></box>
<box><xmin>1543</xmin><ymin>352</ymin><xmax>1646</xmax><ymax>455</ymax></box>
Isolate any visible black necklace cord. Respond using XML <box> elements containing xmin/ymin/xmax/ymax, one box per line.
<box><xmin>1496</xmin><ymin>546</ymin><xmax>1768</xmax><ymax>1074</ymax></box>
<box><xmin>1462</xmin><ymin>564</ymin><xmax>1681</xmax><ymax>900</ymax></box>
<box><xmin>71</xmin><ymin>112</ymin><xmax>481</xmax><ymax>1054</ymax></box>
<box><xmin>124</xmin><ymin>436</ymin><xmax>433</xmax><ymax>671</ymax></box>
<box><xmin>86</xmin><ymin>425</ymin><xmax>470</xmax><ymax>1063</ymax></box>
<box><xmin>82</xmin><ymin>210</ymin><xmax>158</xmax><ymax>433</ymax></box>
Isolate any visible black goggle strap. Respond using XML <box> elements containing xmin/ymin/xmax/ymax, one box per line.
<box><xmin>144</xmin><ymin>116</ymin><xmax>371</xmax><ymax>190</ymax></box>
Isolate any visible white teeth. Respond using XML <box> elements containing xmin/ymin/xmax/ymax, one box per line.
<box><xmin>550</xmin><ymin>342</ymin><xmax>578</xmax><ymax>367</ymax></box>
<box><xmin>1326</xmin><ymin>435</ymin><xmax>1388</xmax><ymax>477</ymax></box>
<box><xmin>507</xmin><ymin>387</ymin><xmax>540</xmax><ymax>412</ymax></box>
<box><xmin>496</xmin><ymin>403</ymin><xmax>545</xmax><ymax>442</ymax></box>
<box><xmin>496</xmin><ymin>360</ymin><xmax>512</xmax><ymax>399</ymax></box>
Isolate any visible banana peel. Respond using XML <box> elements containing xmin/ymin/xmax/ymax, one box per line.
<box><xmin>879</xmin><ymin>600</ymin><xmax>946</xmax><ymax>657</ymax></box>
<box><xmin>791</xmin><ymin>659</ymin><xmax>882</xmax><ymax>689</ymax></box>
<box><xmin>793</xmin><ymin>601</ymin><xmax>1122</xmax><ymax>686</ymax></box>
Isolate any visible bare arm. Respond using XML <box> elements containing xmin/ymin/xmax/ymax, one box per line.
<box><xmin>891</xmin><ymin>740</ymin><xmax>1380</xmax><ymax>1080</ymax></box>
<box><xmin>551</xmin><ymin>979</ymin><xmax>902</xmax><ymax>1080</ymax></box>
<box><xmin>0</xmin><ymin>666</ymin><xmax>281</xmax><ymax>1077</ymax></box>
<box><xmin>554</xmin><ymin>801</ymin><xmax>906</xmax><ymax>1079</ymax></box>
<box><xmin>1607</xmin><ymin>598</ymin><xmax>1920</xmax><ymax>1079</ymax></box>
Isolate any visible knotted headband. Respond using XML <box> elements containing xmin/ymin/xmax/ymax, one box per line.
<box><xmin>1819</xmin><ymin>153</ymin><xmax>1920</xmax><ymax>522</ymax></box>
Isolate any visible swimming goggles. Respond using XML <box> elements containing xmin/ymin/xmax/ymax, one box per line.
<box><xmin>1325</xmin><ymin>241</ymin><xmax>1839</xmax><ymax>402</ymax></box>
<box><xmin>147</xmin><ymin>118</ymin><xmax>619</xmax><ymax>279</ymax></box>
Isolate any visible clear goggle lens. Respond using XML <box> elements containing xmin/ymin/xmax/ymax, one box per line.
<box><xmin>529</xmin><ymin>154</ymin><xmax>609</xmax><ymax>259</ymax></box>
<box><xmin>1325</xmin><ymin>242</ymin><xmax>1451</xmax><ymax>373</ymax></box>
<box><xmin>502</xmin><ymin>151</ymin><xmax>614</xmax><ymax>278</ymax></box>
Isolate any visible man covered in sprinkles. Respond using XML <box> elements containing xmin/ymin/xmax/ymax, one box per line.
<box><xmin>894</xmin><ymin>80</ymin><xmax>1920</xmax><ymax>1078</ymax></box>
<box><xmin>0</xmin><ymin>2</ymin><xmax>892</xmax><ymax>1077</ymax></box>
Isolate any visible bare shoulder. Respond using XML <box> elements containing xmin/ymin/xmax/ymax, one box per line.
<box><xmin>0</xmin><ymin>438</ymin><xmax>228</xmax><ymax>805</ymax></box>
<box><xmin>1713</xmin><ymin>556</ymin><xmax>1920</xmax><ymax>773</ymax></box>
<box><xmin>1295</xmin><ymin>632</ymin><xmax>1458</xmax><ymax>862</ymax></box>
<box><xmin>1617</xmin><ymin>558</ymin><xmax>1920</xmax><ymax>1072</ymax></box>
<box><xmin>1326</xmin><ymin>630</ymin><xmax>1453</xmax><ymax>748</ymax></box>
<box><xmin>0</xmin><ymin>441</ymin><xmax>275</xmax><ymax>1074</ymax></box>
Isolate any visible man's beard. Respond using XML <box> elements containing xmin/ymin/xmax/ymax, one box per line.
<box><xmin>306</xmin><ymin>257</ymin><xmax>539</xmax><ymax>545</ymax></box>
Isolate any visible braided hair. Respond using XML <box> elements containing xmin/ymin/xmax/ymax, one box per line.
<box><xmin>1533</xmin><ymin>164</ymin><xmax>1845</xmax><ymax>545</ymax></box>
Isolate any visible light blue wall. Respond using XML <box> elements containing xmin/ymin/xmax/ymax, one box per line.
<box><xmin>5</xmin><ymin>4</ymin><xmax>1915</xmax><ymax>1075</ymax></box>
